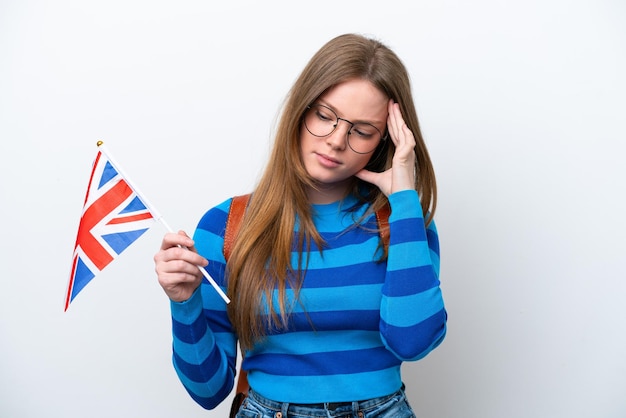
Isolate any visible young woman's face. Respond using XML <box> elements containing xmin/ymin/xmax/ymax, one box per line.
<box><xmin>300</xmin><ymin>78</ymin><xmax>388</xmax><ymax>203</ymax></box>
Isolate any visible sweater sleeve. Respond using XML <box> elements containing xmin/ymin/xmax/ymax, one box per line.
<box><xmin>169</xmin><ymin>199</ymin><xmax>238</xmax><ymax>410</ymax></box>
<box><xmin>379</xmin><ymin>190</ymin><xmax>447</xmax><ymax>361</ymax></box>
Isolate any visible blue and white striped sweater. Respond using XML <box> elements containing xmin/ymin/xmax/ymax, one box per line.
<box><xmin>169</xmin><ymin>190</ymin><xmax>446</xmax><ymax>409</ymax></box>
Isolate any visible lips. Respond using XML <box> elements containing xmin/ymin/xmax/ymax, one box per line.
<box><xmin>315</xmin><ymin>152</ymin><xmax>342</xmax><ymax>168</ymax></box>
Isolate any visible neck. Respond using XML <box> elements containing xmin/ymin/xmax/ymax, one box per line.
<box><xmin>306</xmin><ymin>180</ymin><xmax>351</xmax><ymax>204</ymax></box>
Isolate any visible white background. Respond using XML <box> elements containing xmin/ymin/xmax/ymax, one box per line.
<box><xmin>1</xmin><ymin>1</ymin><xmax>625</xmax><ymax>417</ymax></box>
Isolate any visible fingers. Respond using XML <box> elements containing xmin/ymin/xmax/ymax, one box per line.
<box><xmin>154</xmin><ymin>232</ymin><xmax>207</xmax><ymax>302</ymax></box>
<box><xmin>158</xmin><ymin>231</ymin><xmax>206</xmax><ymax>263</ymax></box>
<box><xmin>387</xmin><ymin>100</ymin><xmax>401</xmax><ymax>143</ymax></box>
<box><xmin>160</xmin><ymin>230</ymin><xmax>194</xmax><ymax>251</ymax></box>
<box><xmin>387</xmin><ymin>100</ymin><xmax>416</xmax><ymax>151</ymax></box>
<box><xmin>156</xmin><ymin>232</ymin><xmax>207</xmax><ymax>266</ymax></box>
<box><xmin>155</xmin><ymin>232</ymin><xmax>207</xmax><ymax>277</ymax></box>
<box><xmin>384</xmin><ymin>101</ymin><xmax>417</xmax><ymax>193</ymax></box>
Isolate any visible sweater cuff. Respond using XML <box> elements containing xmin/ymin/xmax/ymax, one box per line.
<box><xmin>388</xmin><ymin>190</ymin><xmax>422</xmax><ymax>221</ymax></box>
<box><xmin>170</xmin><ymin>286</ymin><xmax>204</xmax><ymax>322</ymax></box>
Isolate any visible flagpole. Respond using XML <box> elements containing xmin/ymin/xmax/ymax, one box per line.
<box><xmin>96</xmin><ymin>141</ymin><xmax>231</xmax><ymax>304</ymax></box>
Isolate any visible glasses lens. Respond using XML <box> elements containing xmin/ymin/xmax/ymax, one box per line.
<box><xmin>347</xmin><ymin>123</ymin><xmax>382</xmax><ymax>154</ymax></box>
<box><xmin>304</xmin><ymin>104</ymin><xmax>336</xmax><ymax>137</ymax></box>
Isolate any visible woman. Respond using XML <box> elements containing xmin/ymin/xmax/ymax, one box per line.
<box><xmin>154</xmin><ymin>33</ymin><xmax>446</xmax><ymax>417</ymax></box>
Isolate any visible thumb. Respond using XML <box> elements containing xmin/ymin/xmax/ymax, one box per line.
<box><xmin>355</xmin><ymin>169</ymin><xmax>378</xmax><ymax>186</ymax></box>
<box><xmin>355</xmin><ymin>168</ymin><xmax>392</xmax><ymax>196</ymax></box>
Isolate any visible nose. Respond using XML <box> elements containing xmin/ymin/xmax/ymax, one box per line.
<box><xmin>326</xmin><ymin>119</ymin><xmax>352</xmax><ymax>150</ymax></box>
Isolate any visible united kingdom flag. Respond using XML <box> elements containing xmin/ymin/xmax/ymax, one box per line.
<box><xmin>65</xmin><ymin>149</ymin><xmax>155</xmax><ymax>311</ymax></box>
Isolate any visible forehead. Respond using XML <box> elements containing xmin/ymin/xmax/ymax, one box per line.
<box><xmin>318</xmin><ymin>79</ymin><xmax>388</xmax><ymax>124</ymax></box>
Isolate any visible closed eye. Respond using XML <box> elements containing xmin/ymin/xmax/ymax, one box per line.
<box><xmin>352</xmin><ymin>124</ymin><xmax>378</xmax><ymax>139</ymax></box>
<box><xmin>315</xmin><ymin>109</ymin><xmax>335</xmax><ymax>123</ymax></box>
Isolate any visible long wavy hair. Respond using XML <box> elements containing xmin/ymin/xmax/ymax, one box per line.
<box><xmin>226</xmin><ymin>33</ymin><xmax>437</xmax><ymax>350</ymax></box>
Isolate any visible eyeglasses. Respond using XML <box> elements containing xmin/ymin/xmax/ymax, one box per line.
<box><xmin>303</xmin><ymin>103</ymin><xmax>387</xmax><ymax>154</ymax></box>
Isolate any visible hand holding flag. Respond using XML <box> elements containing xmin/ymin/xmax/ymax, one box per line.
<box><xmin>65</xmin><ymin>141</ymin><xmax>229</xmax><ymax>311</ymax></box>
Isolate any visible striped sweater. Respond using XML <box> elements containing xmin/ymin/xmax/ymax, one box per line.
<box><xmin>169</xmin><ymin>190</ymin><xmax>446</xmax><ymax>408</ymax></box>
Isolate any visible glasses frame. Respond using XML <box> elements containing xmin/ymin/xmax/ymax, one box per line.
<box><xmin>303</xmin><ymin>104</ymin><xmax>388</xmax><ymax>154</ymax></box>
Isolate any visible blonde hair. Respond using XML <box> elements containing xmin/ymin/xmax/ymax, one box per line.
<box><xmin>227</xmin><ymin>33</ymin><xmax>437</xmax><ymax>350</ymax></box>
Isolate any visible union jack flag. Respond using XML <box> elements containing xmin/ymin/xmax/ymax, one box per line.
<box><xmin>65</xmin><ymin>149</ymin><xmax>155</xmax><ymax>311</ymax></box>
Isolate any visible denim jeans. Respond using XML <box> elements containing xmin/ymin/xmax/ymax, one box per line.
<box><xmin>236</xmin><ymin>386</ymin><xmax>416</xmax><ymax>418</ymax></box>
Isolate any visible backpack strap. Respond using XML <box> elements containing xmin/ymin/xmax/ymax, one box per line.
<box><xmin>375</xmin><ymin>202</ymin><xmax>391</xmax><ymax>251</ymax></box>
<box><xmin>223</xmin><ymin>194</ymin><xmax>251</xmax><ymax>261</ymax></box>
<box><xmin>224</xmin><ymin>194</ymin><xmax>252</xmax><ymax>418</ymax></box>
